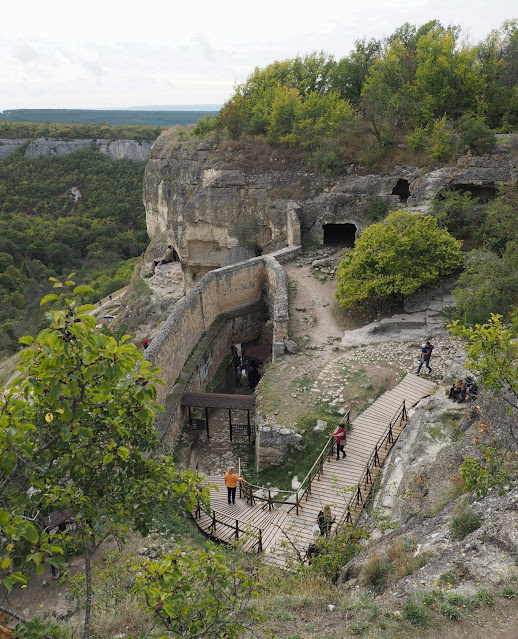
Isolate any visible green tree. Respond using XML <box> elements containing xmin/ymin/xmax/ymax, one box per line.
<box><xmin>451</xmin><ymin>243</ymin><xmax>518</xmax><ymax>325</ymax></box>
<box><xmin>449</xmin><ymin>314</ymin><xmax>518</xmax><ymax>496</ymax></box>
<box><xmin>335</xmin><ymin>211</ymin><xmax>463</xmax><ymax>308</ymax></box>
<box><xmin>138</xmin><ymin>545</ymin><xmax>264</xmax><ymax>638</ymax></box>
<box><xmin>0</xmin><ymin>281</ymin><xmax>206</xmax><ymax>638</ymax></box>
<box><xmin>331</xmin><ymin>38</ymin><xmax>381</xmax><ymax>105</ymax></box>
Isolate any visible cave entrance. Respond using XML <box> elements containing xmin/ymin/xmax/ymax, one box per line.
<box><xmin>323</xmin><ymin>223</ymin><xmax>356</xmax><ymax>247</ymax></box>
<box><xmin>450</xmin><ymin>183</ymin><xmax>497</xmax><ymax>203</ymax></box>
<box><xmin>391</xmin><ymin>179</ymin><xmax>410</xmax><ymax>204</ymax></box>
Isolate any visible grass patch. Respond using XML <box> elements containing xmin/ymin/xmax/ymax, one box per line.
<box><xmin>359</xmin><ymin>555</ymin><xmax>394</xmax><ymax>593</ymax></box>
<box><xmin>403</xmin><ymin>600</ymin><xmax>430</xmax><ymax>626</ymax></box>
<box><xmin>450</xmin><ymin>507</ymin><xmax>481</xmax><ymax>540</ymax></box>
<box><xmin>429</xmin><ymin>410</ymin><xmax>465</xmax><ymax>441</ymax></box>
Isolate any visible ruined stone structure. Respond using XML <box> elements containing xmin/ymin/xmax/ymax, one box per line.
<box><xmin>144</xmin><ymin>250</ymin><xmax>296</xmax><ymax>451</ymax></box>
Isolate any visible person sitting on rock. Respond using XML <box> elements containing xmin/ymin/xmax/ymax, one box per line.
<box><xmin>448</xmin><ymin>378</ymin><xmax>463</xmax><ymax>401</ymax></box>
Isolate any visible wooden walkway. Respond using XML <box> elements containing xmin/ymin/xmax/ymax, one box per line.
<box><xmin>193</xmin><ymin>374</ymin><xmax>436</xmax><ymax>566</ymax></box>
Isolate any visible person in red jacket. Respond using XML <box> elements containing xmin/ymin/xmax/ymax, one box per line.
<box><xmin>330</xmin><ymin>423</ymin><xmax>347</xmax><ymax>460</ymax></box>
<box><xmin>224</xmin><ymin>467</ymin><xmax>243</xmax><ymax>505</ymax></box>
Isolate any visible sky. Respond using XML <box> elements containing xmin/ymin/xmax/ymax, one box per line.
<box><xmin>1</xmin><ymin>0</ymin><xmax>516</xmax><ymax>110</ymax></box>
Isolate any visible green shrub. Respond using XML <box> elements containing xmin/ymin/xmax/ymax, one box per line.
<box><xmin>439</xmin><ymin>601</ymin><xmax>463</xmax><ymax>620</ymax></box>
<box><xmin>428</xmin><ymin>116</ymin><xmax>455</xmax><ymax>163</ymax></box>
<box><xmin>450</xmin><ymin>508</ymin><xmax>481</xmax><ymax>539</ymax></box>
<box><xmin>459</xmin><ymin>116</ymin><xmax>496</xmax><ymax>155</ymax></box>
<box><xmin>359</xmin><ymin>555</ymin><xmax>394</xmax><ymax>593</ymax></box>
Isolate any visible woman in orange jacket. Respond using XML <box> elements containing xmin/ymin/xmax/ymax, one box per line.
<box><xmin>224</xmin><ymin>467</ymin><xmax>243</xmax><ymax>505</ymax></box>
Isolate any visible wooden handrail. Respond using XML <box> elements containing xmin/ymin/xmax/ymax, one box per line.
<box><xmin>338</xmin><ymin>400</ymin><xmax>407</xmax><ymax>527</ymax></box>
<box><xmin>194</xmin><ymin>501</ymin><xmax>263</xmax><ymax>552</ymax></box>
<box><xmin>239</xmin><ymin>409</ymin><xmax>351</xmax><ymax>514</ymax></box>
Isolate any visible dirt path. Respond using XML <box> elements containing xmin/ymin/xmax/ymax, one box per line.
<box><xmin>284</xmin><ymin>253</ymin><xmax>343</xmax><ymax>348</ymax></box>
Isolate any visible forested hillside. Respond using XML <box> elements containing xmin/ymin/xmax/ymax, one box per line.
<box><xmin>0</xmin><ymin>143</ymin><xmax>149</xmax><ymax>354</ymax></box>
<box><xmin>201</xmin><ymin>20</ymin><xmax>518</xmax><ymax>172</ymax></box>
<box><xmin>0</xmin><ymin>108</ymin><xmax>218</xmax><ymax>128</ymax></box>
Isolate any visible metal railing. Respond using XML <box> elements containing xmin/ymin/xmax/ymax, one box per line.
<box><xmin>239</xmin><ymin>410</ymin><xmax>351</xmax><ymax>515</ymax></box>
<box><xmin>339</xmin><ymin>400</ymin><xmax>407</xmax><ymax>526</ymax></box>
<box><xmin>193</xmin><ymin>501</ymin><xmax>263</xmax><ymax>552</ymax></box>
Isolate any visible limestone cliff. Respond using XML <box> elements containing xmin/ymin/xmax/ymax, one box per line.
<box><xmin>0</xmin><ymin>137</ymin><xmax>153</xmax><ymax>161</ymax></box>
<box><xmin>143</xmin><ymin>132</ymin><xmax>518</xmax><ymax>289</ymax></box>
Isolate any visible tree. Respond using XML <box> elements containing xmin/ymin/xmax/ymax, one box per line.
<box><xmin>449</xmin><ymin>314</ymin><xmax>518</xmax><ymax>496</ymax></box>
<box><xmin>451</xmin><ymin>243</ymin><xmax>518</xmax><ymax>325</ymax></box>
<box><xmin>0</xmin><ymin>280</ymin><xmax>206</xmax><ymax>638</ymax></box>
<box><xmin>138</xmin><ymin>545</ymin><xmax>264</xmax><ymax>639</ymax></box>
<box><xmin>335</xmin><ymin>211</ymin><xmax>463</xmax><ymax>308</ymax></box>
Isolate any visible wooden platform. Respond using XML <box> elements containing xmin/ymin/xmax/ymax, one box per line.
<box><xmin>193</xmin><ymin>373</ymin><xmax>436</xmax><ymax>566</ymax></box>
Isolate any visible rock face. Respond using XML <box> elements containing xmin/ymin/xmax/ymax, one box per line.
<box><xmin>143</xmin><ymin>136</ymin><xmax>304</xmax><ymax>289</ymax></box>
<box><xmin>255</xmin><ymin>415</ymin><xmax>303</xmax><ymax>470</ymax></box>
<box><xmin>143</xmin><ymin>133</ymin><xmax>518</xmax><ymax>290</ymax></box>
<box><xmin>0</xmin><ymin>137</ymin><xmax>153</xmax><ymax>161</ymax></box>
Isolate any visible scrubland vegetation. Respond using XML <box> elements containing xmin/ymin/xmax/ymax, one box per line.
<box><xmin>0</xmin><ymin>143</ymin><xmax>149</xmax><ymax>354</ymax></box>
<box><xmin>1</xmin><ymin>18</ymin><xmax>518</xmax><ymax>639</ymax></box>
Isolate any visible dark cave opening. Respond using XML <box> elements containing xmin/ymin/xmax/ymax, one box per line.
<box><xmin>450</xmin><ymin>183</ymin><xmax>497</xmax><ymax>203</ymax></box>
<box><xmin>323</xmin><ymin>223</ymin><xmax>356</xmax><ymax>247</ymax></box>
<box><xmin>391</xmin><ymin>179</ymin><xmax>410</xmax><ymax>204</ymax></box>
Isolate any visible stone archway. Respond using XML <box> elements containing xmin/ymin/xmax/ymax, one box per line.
<box><xmin>323</xmin><ymin>223</ymin><xmax>356</xmax><ymax>248</ymax></box>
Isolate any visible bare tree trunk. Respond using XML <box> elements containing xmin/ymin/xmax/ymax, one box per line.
<box><xmin>83</xmin><ymin>545</ymin><xmax>93</xmax><ymax>639</ymax></box>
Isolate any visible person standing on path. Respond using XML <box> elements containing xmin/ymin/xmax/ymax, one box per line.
<box><xmin>317</xmin><ymin>505</ymin><xmax>335</xmax><ymax>537</ymax></box>
<box><xmin>224</xmin><ymin>467</ymin><xmax>243</xmax><ymax>505</ymax></box>
<box><xmin>416</xmin><ymin>341</ymin><xmax>433</xmax><ymax>374</ymax></box>
<box><xmin>330</xmin><ymin>423</ymin><xmax>347</xmax><ymax>460</ymax></box>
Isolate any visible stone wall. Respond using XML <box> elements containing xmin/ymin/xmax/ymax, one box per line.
<box><xmin>145</xmin><ymin>253</ymin><xmax>291</xmax><ymax>449</ymax></box>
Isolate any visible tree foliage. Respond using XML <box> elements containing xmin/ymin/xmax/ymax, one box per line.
<box><xmin>451</xmin><ymin>243</ymin><xmax>518</xmax><ymax>325</ymax></box>
<box><xmin>0</xmin><ymin>145</ymin><xmax>148</xmax><ymax>353</ymax></box>
<box><xmin>138</xmin><ymin>545</ymin><xmax>264</xmax><ymax>639</ymax></box>
<box><xmin>335</xmin><ymin>211</ymin><xmax>463</xmax><ymax>308</ymax></box>
<box><xmin>216</xmin><ymin>19</ymin><xmax>518</xmax><ymax>161</ymax></box>
<box><xmin>0</xmin><ymin>282</ymin><xmax>207</xmax><ymax>637</ymax></box>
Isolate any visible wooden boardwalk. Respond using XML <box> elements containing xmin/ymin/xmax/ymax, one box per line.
<box><xmin>193</xmin><ymin>374</ymin><xmax>436</xmax><ymax>566</ymax></box>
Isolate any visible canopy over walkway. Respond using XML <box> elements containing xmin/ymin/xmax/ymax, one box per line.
<box><xmin>193</xmin><ymin>373</ymin><xmax>436</xmax><ymax>566</ymax></box>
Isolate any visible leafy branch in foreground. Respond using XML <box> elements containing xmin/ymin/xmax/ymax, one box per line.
<box><xmin>0</xmin><ymin>279</ymin><xmax>208</xmax><ymax>639</ymax></box>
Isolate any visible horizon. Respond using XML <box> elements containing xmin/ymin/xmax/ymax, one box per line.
<box><xmin>2</xmin><ymin>0</ymin><xmax>517</xmax><ymax>110</ymax></box>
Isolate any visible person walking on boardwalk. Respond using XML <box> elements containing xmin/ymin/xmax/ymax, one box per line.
<box><xmin>416</xmin><ymin>340</ymin><xmax>433</xmax><ymax>374</ymax></box>
<box><xmin>330</xmin><ymin>422</ymin><xmax>347</xmax><ymax>459</ymax></box>
<box><xmin>317</xmin><ymin>505</ymin><xmax>335</xmax><ymax>537</ymax></box>
<box><xmin>224</xmin><ymin>467</ymin><xmax>243</xmax><ymax>505</ymax></box>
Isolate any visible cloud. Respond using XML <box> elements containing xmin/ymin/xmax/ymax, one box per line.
<box><xmin>11</xmin><ymin>39</ymin><xmax>38</xmax><ymax>64</ymax></box>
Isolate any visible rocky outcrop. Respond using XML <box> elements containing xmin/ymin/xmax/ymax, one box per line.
<box><xmin>255</xmin><ymin>415</ymin><xmax>303</xmax><ymax>470</ymax></box>
<box><xmin>143</xmin><ymin>136</ymin><xmax>305</xmax><ymax>288</ymax></box>
<box><xmin>0</xmin><ymin>138</ymin><xmax>29</xmax><ymax>158</ymax></box>
<box><xmin>0</xmin><ymin>137</ymin><xmax>153</xmax><ymax>161</ymax></box>
<box><xmin>143</xmin><ymin>133</ymin><xmax>518</xmax><ymax>290</ymax></box>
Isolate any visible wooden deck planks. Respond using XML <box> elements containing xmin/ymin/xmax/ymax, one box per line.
<box><xmin>193</xmin><ymin>374</ymin><xmax>436</xmax><ymax>565</ymax></box>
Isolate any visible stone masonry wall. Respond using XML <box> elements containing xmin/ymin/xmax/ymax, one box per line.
<box><xmin>145</xmin><ymin>253</ymin><xmax>291</xmax><ymax>448</ymax></box>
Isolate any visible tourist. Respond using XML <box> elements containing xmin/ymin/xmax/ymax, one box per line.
<box><xmin>330</xmin><ymin>423</ymin><xmax>347</xmax><ymax>459</ymax></box>
<box><xmin>224</xmin><ymin>467</ymin><xmax>243</xmax><ymax>505</ymax></box>
<box><xmin>307</xmin><ymin>520</ymin><xmax>321</xmax><ymax>563</ymax></box>
<box><xmin>416</xmin><ymin>341</ymin><xmax>433</xmax><ymax>374</ymax></box>
<box><xmin>317</xmin><ymin>505</ymin><xmax>335</xmax><ymax>537</ymax></box>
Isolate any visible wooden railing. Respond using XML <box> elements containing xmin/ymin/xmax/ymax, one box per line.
<box><xmin>193</xmin><ymin>501</ymin><xmax>263</xmax><ymax>552</ymax></box>
<box><xmin>239</xmin><ymin>410</ymin><xmax>351</xmax><ymax>515</ymax></box>
<box><xmin>339</xmin><ymin>400</ymin><xmax>407</xmax><ymax>526</ymax></box>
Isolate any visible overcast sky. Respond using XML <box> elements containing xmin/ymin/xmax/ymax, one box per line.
<box><xmin>1</xmin><ymin>0</ymin><xmax>516</xmax><ymax>110</ymax></box>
